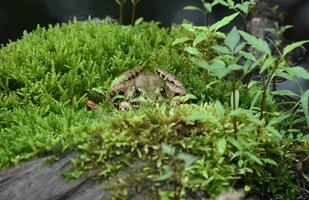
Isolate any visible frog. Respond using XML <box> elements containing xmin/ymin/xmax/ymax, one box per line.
<box><xmin>110</xmin><ymin>66</ymin><xmax>190</xmax><ymax>109</ymax></box>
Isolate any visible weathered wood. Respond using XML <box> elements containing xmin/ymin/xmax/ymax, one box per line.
<box><xmin>0</xmin><ymin>152</ymin><xmax>151</xmax><ymax>200</ymax></box>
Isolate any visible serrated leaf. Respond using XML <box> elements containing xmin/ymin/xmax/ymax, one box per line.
<box><xmin>193</xmin><ymin>31</ymin><xmax>208</xmax><ymax>46</ymax></box>
<box><xmin>210</xmin><ymin>13</ymin><xmax>239</xmax><ymax>31</ymax></box>
<box><xmin>275</xmin><ymin>72</ymin><xmax>294</xmax><ymax>81</ymax></box>
<box><xmin>246</xmin><ymin>153</ymin><xmax>263</xmax><ymax>165</ymax></box>
<box><xmin>234</xmin><ymin>42</ymin><xmax>246</xmax><ymax>53</ymax></box>
<box><xmin>211</xmin><ymin>45</ymin><xmax>230</xmax><ymax>54</ymax></box>
<box><xmin>184</xmin><ymin>47</ymin><xmax>201</xmax><ymax>56</ymax></box>
<box><xmin>268</xmin><ymin>113</ymin><xmax>291</xmax><ymax>126</ymax></box>
<box><xmin>172</xmin><ymin>37</ymin><xmax>190</xmax><ymax>46</ymax></box>
<box><xmin>271</xmin><ymin>90</ymin><xmax>299</xmax><ymax>97</ymax></box>
<box><xmin>217</xmin><ymin>137</ymin><xmax>226</xmax><ymax>155</ymax></box>
<box><xmin>301</xmin><ymin>89</ymin><xmax>309</xmax><ymax>127</ymax></box>
<box><xmin>239</xmin><ymin>31</ymin><xmax>271</xmax><ymax>55</ymax></box>
<box><xmin>224</xmin><ymin>26</ymin><xmax>240</xmax><ymax>52</ymax></box>
<box><xmin>283</xmin><ymin>40</ymin><xmax>309</xmax><ymax>57</ymax></box>
<box><xmin>286</xmin><ymin>67</ymin><xmax>309</xmax><ymax>79</ymax></box>
<box><xmin>239</xmin><ymin>51</ymin><xmax>256</xmax><ymax>61</ymax></box>
<box><xmin>260</xmin><ymin>56</ymin><xmax>275</xmax><ymax>74</ymax></box>
<box><xmin>266</xmin><ymin>126</ymin><xmax>283</xmax><ymax>140</ymax></box>
<box><xmin>181</xmin><ymin>23</ymin><xmax>195</xmax><ymax>32</ymax></box>
<box><xmin>235</xmin><ymin>2</ymin><xmax>251</xmax><ymax>14</ymax></box>
<box><xmin>194</xmin><ymin>59</ymin><xmax>231</xmax><ymax>79</ymax></box>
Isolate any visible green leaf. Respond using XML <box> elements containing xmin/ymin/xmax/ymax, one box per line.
<box><xmin>215</xmin><ymin>100</ymin><xmax>225</xmax><ymax>117</ymax></box>
<box><xmin>224</xmin><ymin>26</ymin><xmax>240</xmax><ymax>52</ymax></box>
<box><xmin>235</xmin><ymin>2</ymin><xmax>252</xmax><ymax>14</ymax></box>
<box><xmin>210</xmin><ymin>13</ymin><xmax>239</xmax><ymax>31</ymax></box>
<box><xmin>153</xmin><ymin>165</ymin><xmax>173</xmax><ymax>181</ymax></box>
<box><xmin>193</xmin><ymin>31</ymin><xmax>208</xmax><ymax>46</ymax></box>
<box><xmin>204</xmin><ymin>3</ymin><xmax>213</xmax><ymax>12</ymax></box>
<box><xmin>271</xmin><ymin>90</ymin><xmax>299</xmax><ymax>97</ymax></box>
<box><xmin>282</xmin><ymin>40</ymin><xmax>309</xmax><ymax>57</ymax></box>
<box><xmin>211</xmin><ymin>45</ymin><xmax>230</xmax><ymax>54</ymax></box>
<box><xmin>246</xmin><ymin>153</ymin><xmax>263</xmax><ymax>165</ymax></box>
<box><xmin>216</xmin><ymin>0</ymin><xmax>229</xmax><ymax>6</ymax></box>
<box><xmin>239</xmin><ymin>31</ymin><xmax>271</xmax><ymax>55</ymax></box>
<box><xmin>239</xmin><ymin>51</ymin><xmax>256</xmax><ymax>61</ymax></box>
<box><xmin>286</xmin><ymin>67</ymin><xmax>309</xmax><ymax>79</ymax></box>
<box><xmin>194</xmin><ymin>59</ymin><xmax>230</xmax><ymax>79</ymax></box>
<box><xmin>250</xmin><ymin>90</ymin><xmax>262</xmax><ymax>110</ymax></box>
<box><xmin>301</xmin><ymin>89</ymin><xmax>309</xmax><ymax>127</ymax></box>
<box><xmin>181</xmin><ymin>23</ymin><xmax>195</xmax><ymax>32</ymax></box>
<box><xmin>268</xmin><ymin>113</ymin><xmax>291</xmax><ymax>126</ymax></box>
<box><xmin>161</xmin><ymin>143</ymin><xmax>175</xmax><ymax>155</ymax></box>
<box><xmin>227</xmin><ymin>0</ymin><xmax>234</xmax><ymax>7</ymax></box>
<box><xmin>228</xmin><ymin>64</ymin><xmax>243</xmax><ymax>71</ymax></box>
<box><xmin>184</xmin><ymin>47</ymin><xmax>201</xmax><ymax>56</ymax></box>
<box><xmin>229</xmin><ymin>137</ymin><xmax>242</xmax><ymax>150</ymax></box>
<box><xmin>185</xmin><ymin>111</ymin><xmax>209</xmax><ymax>121</ymax></box>
<box><xmin>134</xmin><ymin>17</ymin><xmax>143</xmax><ymax>25</ymax></box>
<box><xmin>266</xmin><ymin>126</ymin><xmax>283</xmax><ymax>140</ymax></box>
<box><xmin>276</xmin><ymin>71</ymin><xmax>295</xmax><ymax>81</ymax></box>
<box><xmin>172</xmin><ymin>37</ymin><xmax>190</xmax><ymax>46</ymax></box>
<box><xmin>260</xmin><ymin>56</ymin><xmax>275</xmax><ymax>74</ymax></box>
<box><xmin>262</xmin><ymin>158</ymin><xmax>277</xmax><ymax>166</ymax></box>
<box><xmin>217</xmin><ymin>137</ymin><xmax>227</xmax><ymax>155</ymax></box>
<box><xmin>91</xmin><ymin>87</ymin><xmax>105</xmax><ymax>94</ymax></box>
<box><xmin>184</xmin><ymin>6</ymin><xmax>203</xmax><ymax>12</ymax></box>
<box><xmin>177</xmin><ymin>153</ymin><xmax>196</xmax><ymax>168</ymax></box>
<box><xmin>248</xmin><ymin>80</ymin><xmax>257</xmax><ymax>89</ymax></box>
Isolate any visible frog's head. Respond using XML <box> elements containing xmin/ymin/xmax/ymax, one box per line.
<box><xmin>110</xmin><ymin>67</ymin><xmax>189</xmax><ymax>109</ymax></box>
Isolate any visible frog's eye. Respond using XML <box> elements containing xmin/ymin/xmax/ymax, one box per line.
<box><xmin>174</xmin><ymin>92</ymin><xmax>180</xmax><ymax>96</ymax></box>
<box><xmin>160</xmin><ymin>87</ymin><xmax>167</xmax><ymax>98</ymax></box>
<box><xmin>134</xmin><ymin>87</ymin><xmax>142</xmax><ymax>97</ymax></box>
<box><xmin>118</xmin><ymin>91</ymin><xmax>125</xmax><ymax>95</ymax></box>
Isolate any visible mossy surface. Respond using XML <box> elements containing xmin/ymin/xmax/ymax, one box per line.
<box><xmin>0</xmin><ymin>21</ymin><xmax>307</xmax><ymax>199</ymax></box>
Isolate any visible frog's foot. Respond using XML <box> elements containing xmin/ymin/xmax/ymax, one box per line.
<box><xmin>119</xmin><ymin>101</ymin><xmax>132</xmax><ymax>110</ymax></box>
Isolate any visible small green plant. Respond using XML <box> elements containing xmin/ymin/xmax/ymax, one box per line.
<box><xmin>184</xmin><ymin>0</ymin><xmax>220</xmax><ymax>25</ymax></box>
<box><xmin>216</xmin><ymin>0</ymin><xmax>255</xmax><ymax>31</ymax></box>
<box><xmin>154</xmin><ymin>143</ymin><xmax>196</xmax><ymax>199</ymax></box>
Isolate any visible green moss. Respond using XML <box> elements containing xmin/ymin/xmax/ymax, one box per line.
<box><xmin>0</xmin><ymin>20</ymin><xmax>307</xmax><ymax>199</ymax></box>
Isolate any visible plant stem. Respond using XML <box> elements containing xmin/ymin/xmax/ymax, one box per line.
<box><xmin>131</xmin><ymin>3</ymin><xmax>136</xmax><ymax>26</ymax></box>
<box><xmin>119</xmin><ymin>5</ymin><xmax>124</xmax><ymax>25</ymax></box>
<box><xmin>259</xmin><ymin>61</ymin><xmax>279</xmax><ymax>120</ymax></box>
<box><xmin>242</xmin><ymin>14</ymin><xmax>247</xmax><ymax>32</ymax></box>
<box><xmin>204</xmin><ymin>13</ymin><xmax>208</xmax><ymax>26</ymax></box>
<box><xmin>232</xmin><ymin>79</ymin><xmax>238</xmax><ymax>135</ymax></box>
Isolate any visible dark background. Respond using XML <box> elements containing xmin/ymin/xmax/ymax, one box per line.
<box><xmin>0</xmin><ymin>0</ymin><xmax>309</xmax><ymax>45</ymax></box>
